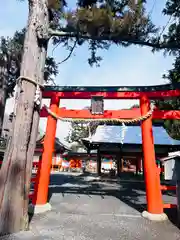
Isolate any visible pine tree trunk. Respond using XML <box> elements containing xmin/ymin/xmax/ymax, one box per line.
<box><xmin>0</xmin><ymin>0</ymin><xmax>49</xmax><ymax>235</ymax></box>
<box><xmin>0</xmin><ymin>55</ymin><xmax>8</xmax><ymax>136</ymax></box>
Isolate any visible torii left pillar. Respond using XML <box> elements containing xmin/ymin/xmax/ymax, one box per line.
<box><xmin>29</xmin><ymin>94</ymin><xmax>60</xmax><ymax>214</ymax></box>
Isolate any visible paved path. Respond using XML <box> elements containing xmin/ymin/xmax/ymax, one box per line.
<box><xmin>2</xmin><ymin>172</ymin><xmax>180</xmax><ymax>239</ymax></box>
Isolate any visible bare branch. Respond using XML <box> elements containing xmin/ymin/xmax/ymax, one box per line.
<box><xmin>159</xmin><ymin>15</ymin><xmax>172</xmax><ymax>40</ymax></box>
<box><xmin>57</xmin><ymin>40</ymin><xmax>77</xmax><ymax>65</ymax></box>
<box><xmin>52</xmin><ymin>41</ymin><xmax>61</xmax><ymax>56</ymax></box>
<box><xmin>48</xmin><ymin>28</ymin><xmax>180</xmax><ymax>50</ymax></box>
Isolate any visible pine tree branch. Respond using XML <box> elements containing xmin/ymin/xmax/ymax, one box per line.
<box><xmin>48</xmin><ymin>28</ymin><xmax>180</xmax><ymax>50</ymax></box>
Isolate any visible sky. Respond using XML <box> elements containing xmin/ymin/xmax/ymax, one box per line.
<box><xmin>0</xmin><ymin>0</ymin><xmax>175</xmax><ymax>143</ymax></box>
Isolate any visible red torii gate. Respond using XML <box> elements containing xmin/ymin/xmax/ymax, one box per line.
<box><xmin>32</xmin><ymin>84</ymin><xmax>180</xmax><ymax>221</ymax></box>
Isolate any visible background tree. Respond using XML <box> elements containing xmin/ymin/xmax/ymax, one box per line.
<box><xmin>67</xmin><ymin>121</ymin><xmax>98</xmax><ymax>147</ymax></box>
<box><xmin>0</xmin><ymin>29</ymin><xmax>58</xmax><ymax>135</ymax></box>
<box><xmin>156</xmin><ymin>57</ymin><xmax>180</xmax><ymax>139</ymax></box>
<box><xmin>66</xmin><ymin>105</ymin><xmax>101</xmax><ymax>146</ymax></box>
<box><xmin>67</xmin><ymin>123</ymin><xmax>89</xmax><ymax>145</ymax></box>
<box><xmin>155</xmin><ymin>0</ymin><xmax>180</xmax><ymax>139</ymax></box>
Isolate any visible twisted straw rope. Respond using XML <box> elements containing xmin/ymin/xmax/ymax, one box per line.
<box><xmin>43</xmin><ymin>104</ymin><xmax>155</xmax><ymax>124</ymax></box>
<box><xmin>16</xmin><ymin>76</ymin><xmax>44</xmax><ymax>88</ymax></box>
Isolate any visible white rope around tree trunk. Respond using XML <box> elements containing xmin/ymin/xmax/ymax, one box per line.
<box><xmin>16</xmin><ymin>76</ymin><xmax>44</xmax><ymax>106</ymax></box>
<box><xmin>12</xmin><ymin>76</ymin><xmax>44</xmax><ymax>121</ymax></box>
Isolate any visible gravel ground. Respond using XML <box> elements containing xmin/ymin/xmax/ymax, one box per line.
<box><xmin>1</xmin><ymin>172</ymin><xmax>180</xmax><ymax>240</ymax></box>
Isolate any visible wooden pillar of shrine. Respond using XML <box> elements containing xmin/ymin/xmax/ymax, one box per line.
<box><xmin>136</xmin><ymin>157</ymin><xmax>142</xmax><ymax>175</ymax></box>
<box><xmin>117</xmin><ymin>158</ymin><xmax>120</xmax><ymax>176</ymax></box>
<box><xmin>116</xmin><ymin>151</ymin><xmax>122</xmax><ymax>176</ymax></box>
<box><xmin>140</xmin><ymin>95</ymin><xmax>167</xmax><ymax>221</ymax></box>
<box><xmin>30</xmin><ymin>94</ymin><xmax>60</xmax><ymax>213</ymax></box>
<box><xmin>97</xmin><ymin>148</ymin><xmax>101</xmax><ymax>176</ymax></box>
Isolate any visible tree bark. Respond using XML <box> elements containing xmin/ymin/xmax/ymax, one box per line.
<box><xmin>0</xmin><ymin>0</ymin><xmax>49</xmax><ymax>235</ymax></box>
<box><xmin>0</xmin><ymin>55</ymin><xmax>8</xmax><ymax>136</ymax></box>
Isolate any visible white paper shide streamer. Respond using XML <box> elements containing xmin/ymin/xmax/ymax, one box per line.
<box><xmin>120</xmin><ymin>123</ymin><xmax>127</xmax><ymax>144</ymax></box>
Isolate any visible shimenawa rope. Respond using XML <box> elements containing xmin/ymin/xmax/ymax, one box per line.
<box><xmin>43</xmin><ymin>103</ymin><xmax>155</xmax><ymax>124</ymax></box>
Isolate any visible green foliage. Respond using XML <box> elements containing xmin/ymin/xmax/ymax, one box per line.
<box><xmin>66</xmin><ymin>123</ymin><xmax>89</xmax><ymax>144</ymax></box>
<box><xmin>162</xmin><ymin>0</ymin><xmax>180</xmax><ymax>56</ymax></box>
<box><xmin>66</xmin><ymin>121</ymin><xmax>98</xmax><ymax>146</ymax></box>
<box><xmin>155</xmin><ymin>0</ymin><xmax>180</xmax><ymax>139</ymax></box>
<box><xmin>0</xmin><ymin>28</ymin><xmax>58</xmax><ymax>98</ymax></box>
<box><xmin>163</xmin><ymin>0</ymin><xmax>180</xmax><ymax>18</ymax></box>
<box><xmin>72</xmin><ymin>0</ymin><xmax>153</xmax><ymax>41</ymax></box>
<box><xmin>164</xmin><ymin>120</ymin><xmax>180</xmax><ymax>140</ymax></box>
<box><xmin>156</xmin><ymin>56</ymin><xmax>180</xmax><ymax>139</ymax></box>
<box><xmin>52</xmin><ymin>0</ymin><xmax>157</xmax><ymax>66</ymax></box>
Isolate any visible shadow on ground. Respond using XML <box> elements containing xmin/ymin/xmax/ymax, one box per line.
<box><xmin>41</xmin><ymin>172</ymin><xmax>179</xmax><ymax>228</ymax></box>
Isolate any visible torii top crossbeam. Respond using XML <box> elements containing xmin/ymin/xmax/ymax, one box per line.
<box><xmin>42</xmin><ymin>83</ymin><xmax>180</xmax><ymax>99</ymax></box>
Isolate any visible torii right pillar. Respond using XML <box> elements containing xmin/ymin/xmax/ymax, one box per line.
<box><xmin>140</xmin><ymin>95</ymin><xmax>167</xmax><ymax>221</ymax></box>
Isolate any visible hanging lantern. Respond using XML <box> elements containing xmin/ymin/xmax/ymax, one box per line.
<box><xmin>91</xmin><ymin>96</ymin><xmax>104</xmax><ymax>115</ymax></box>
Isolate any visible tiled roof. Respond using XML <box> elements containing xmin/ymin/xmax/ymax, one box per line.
<box><xmin>83</xmin><ymin>125</ymin><xmax>180</xmax><ymax>146</ymax></box>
